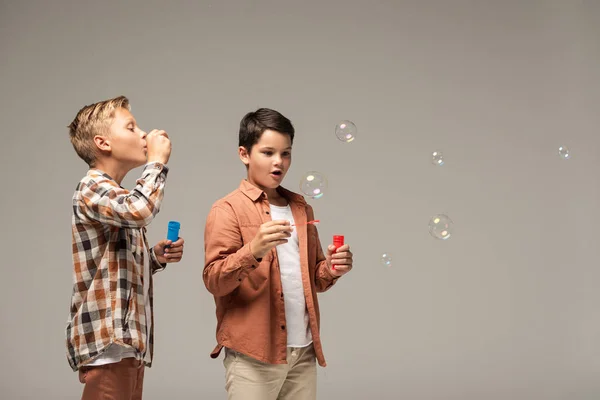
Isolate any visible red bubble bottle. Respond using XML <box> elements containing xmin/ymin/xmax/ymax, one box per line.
<box><xmin>332</xmin><ymin>235</ymin><xmax>344</xmax><ymax>270</ymax></box>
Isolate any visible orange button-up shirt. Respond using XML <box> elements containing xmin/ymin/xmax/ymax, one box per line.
<box><xmin>203</xmin><ymin>179</ymin><xmax>340</xmax><ymax>367</ymax></box>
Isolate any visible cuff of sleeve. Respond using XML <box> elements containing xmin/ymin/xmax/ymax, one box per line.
<box><xmin>144</xmin><ymin>162</ymin><xmax>169</xmax><ymax>176</ymax></box>
<box><xmin>236</xmin><ymin>243</ymin><xmax>261</xmax><ymax>280</ymax></box>
<box><xmin>150</xmin><ymin>246</ymin><xmax>167</xmax><ymax>272</ymax></box>
<box><xmin>321</xmin><ymin>261</ymin><xmax>340</xmax><ymax>282</ymax></box>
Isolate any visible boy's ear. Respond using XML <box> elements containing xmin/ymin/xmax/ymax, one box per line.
<box><xmin>238</xmin><ymin>146</ymin><xmax>250</xmax><ymax>166</ymax></box>
<box><xmin>94</xmin><ymin>135</ymin><xmax>111</xmax><ymax>153</ymax></box>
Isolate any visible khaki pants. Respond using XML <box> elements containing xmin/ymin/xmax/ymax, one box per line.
<box><xmin>78</xmin><ymin>358</ymin><xmax>144</xmax><ymax>400</ymax></box>
<box><xmin>224</xmin><ymin>344</ymin><xmax>317</xmax><ymax>400</ymax></box>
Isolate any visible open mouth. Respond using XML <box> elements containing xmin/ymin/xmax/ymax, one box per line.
<box><xmin>271</xmin><ymin>170</ymin><xmax>282</xmax><ymax>176</ymax></box>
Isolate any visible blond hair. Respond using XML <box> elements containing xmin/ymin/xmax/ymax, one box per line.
<box><xmin>68</xmin><ymin>96</ymin><xmax>130</xmax><ymax>167</ymax></box>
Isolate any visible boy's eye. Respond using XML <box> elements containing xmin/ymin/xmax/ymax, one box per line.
<box><xmin>263</xmin><ymin>151</ymin><xmax>273</xmax><ymax>156</ymax></box>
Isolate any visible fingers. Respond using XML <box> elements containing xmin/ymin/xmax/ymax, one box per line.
<box><xmin>268</xmin><ymin>219</ymin><xmax>290</xmax><ymax>225</ymax></box>
<box><xmin>259</xmin><ymin>229</ymin><xmax>292</xmax><ymax>253</ymax></box>
<box><xmin>326</xmin><ymin>244</ymin><xmax>336</xmax><ymax>256</ymax></box>
<box><xmin>330</xmin><ymin>257</ymin><xmax>352</xmax><ymax>266</ymax></box>
<box><xmin>261</xmin><ymin>223</ymin><xmax>292</xmax><ymax>239</ymax></box>
<box><xmin>164</xmin><ymin>242</ymin><xmax>183</xmax><ymax>253</ymax></box>
<box><xmin>158</xmin><ymin>239</ymin><xmax>172</xmax><ymax>248</ymax></box>
<box><xmin>327</xmin><ymin>243</ymin><xmax>351</xmax><ymax>254</ymax></box>
<box><xmin>263</xmin><ymin>226</ymin><xmax>293</xmax><ymax>236</ymax></box>
<box><xmin>163</xmin><ymin>251</ymin><xmax>183</xmax><ymax>262</ymax></box>
<box><xmin>262</xmin><ymin>220</ymin><xmax>292</xmax><ymax>234</ymax></box>
<box><xmin>147</xmin><ymin>129</ymin><xmax>169</xmax><ymax>139</ymax></box>
<box><xmin>163</xmin><ymin>238</ymin><xmax>184</xmax><ymax>261</ymax></box>
<box><xmin>334</xmin><ymin>244</ymin><xmax>350</xmax><ymax>252</ymax></box>
<box><xmin>331</xmin><ymin>264</ymin><xmax>352</xmax><ymax>274</ymax></box>
<box><xmin>330</xmin><ymin>246</ymin><xmax>352</xmax><ymax>273</ymax></box>
<box><xmin>263</xmin><ymin>232</ymin><xmax>291</xmax><ymax>244</ymax></box>
<box><xmin>252</xmin><ymin>220</ymin><xmax>292</xmax><ymax>259</ymax></box>
<box><xmin>331</xmin><ymin>249</ymin><xmax>352</xmax><ymax>260</ymax></box>
<box><xmin>170</xmin><ymin>237</ymin><xmax>185</xmax><ymax>247</ymax></box>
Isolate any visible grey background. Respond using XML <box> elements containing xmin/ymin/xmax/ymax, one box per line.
<box><xmin>1</xmin><ymin>0</ymin><xmax>599</xmax><ymax>399</ymax></box>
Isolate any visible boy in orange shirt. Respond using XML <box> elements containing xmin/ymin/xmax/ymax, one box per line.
<box><xmin>204</xmin><ymin>108</ymin><xmax>353</xmax><ymax>399</ymax></box>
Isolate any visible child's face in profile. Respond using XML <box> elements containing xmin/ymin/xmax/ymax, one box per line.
<box><xmin>240</xmin><ymin>129</ymin><xmax>292</xmax><ymax>192</ymax></box>
<box><xmin>105</xmin><ymin>108</ymin><xmax>148</xmax><ymax>168</ymax></box>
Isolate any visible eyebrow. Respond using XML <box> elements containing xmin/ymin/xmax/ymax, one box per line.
<box><xmin>260</xmin><ymin>146</ymin><xmax>292</xmax><ymax>150</ymax></box>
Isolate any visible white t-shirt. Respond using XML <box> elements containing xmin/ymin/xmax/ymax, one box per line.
<box><xmin>269</xmin><ymin>204</ymin><xmax>313</xmax><ymax>348</ymax></box>
<box><xmin>87</xmin><ymin>238</ymin><xmax>152</xmax><ymax>366</ymax></box>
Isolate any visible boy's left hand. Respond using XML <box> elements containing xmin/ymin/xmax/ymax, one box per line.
<box><xmin>153</xmin><ymin>237</ymin><xmax>185</xmax><ymax>264</ymax></box>
<box><xmin>326</xmin><ymin>244</ymin><xmax>353</xmax><ymax>277</ymax></box>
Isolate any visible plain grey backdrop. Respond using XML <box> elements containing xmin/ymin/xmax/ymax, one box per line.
<box><xmin>1</xmin><ymin>0</ymin><xmax>600</xmax><ymax>399</ymax></box>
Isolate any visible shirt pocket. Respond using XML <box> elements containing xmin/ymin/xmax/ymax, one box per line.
<box><xmin>239</xmin><ymin>223</ymin><xmax>259</xmax><ymax>245</ymax></box>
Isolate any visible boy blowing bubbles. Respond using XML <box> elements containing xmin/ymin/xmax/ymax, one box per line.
<box><xmin>65</xmin><ymin>96</ymin><xmax>184</xmax><ymax>400</ymax></box>
<box><xmin>203</xmin><ymin>108</ymin><xmax>354</xmax><ymax>400</ymax></box>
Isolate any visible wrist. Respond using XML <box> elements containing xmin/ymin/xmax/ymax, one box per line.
<box><xmin>150</xmin><ymin>246</ymin><xmax>166</xmax><ymax>266</ymax></box>
<box><xmin>249</xmin><ymin>241</ymin><xmax>264</xmax><ymax>261</ymax></box>
<box><xmin>147</xmin><ymin>158</ymin><xmax>168</xmax><ymax>165</ymax></box>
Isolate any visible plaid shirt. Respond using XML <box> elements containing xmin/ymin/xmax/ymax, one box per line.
<box><xmin>66</xmin><ymin>162</ymin><xmax>169</xmax><ymax>371</ymax></box>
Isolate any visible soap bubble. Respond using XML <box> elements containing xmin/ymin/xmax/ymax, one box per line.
<box><xmin>300</xmin><ymin>171</ymin><xmax>328</xmax><ymax>199</ymax></box>
<box><xmin>429</xmin><ymin>214</ymin><xmax>453</xmax><ymax>240</ymax></box>
<box><xmin>335</xmin><ymin>120</ymin><xmax>357</xmax><ymax>143</ymax></box>
<box><xmin>432</xmin><ymin>150</ymin><xmax>444</xmax><ymax>166</ymax></box>
<box><xmin>558</xmin><ymin>146</ymin><xmax>570</xmax><ymax>159</ymax></box>
<box><xmin>381</xmin><ymin>253</ymin><xmax>392</xmax><ymax>267</ymax></box>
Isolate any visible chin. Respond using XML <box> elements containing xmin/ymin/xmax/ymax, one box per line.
<box><xmin>261</xmin><ymin>181</ymin><xmax>278</xmax><ymax>189</ymax></box>
<box><xmin>252</xmin><ymin>179</ymin><xmax>276</xmax><ymax>190</ymax></box>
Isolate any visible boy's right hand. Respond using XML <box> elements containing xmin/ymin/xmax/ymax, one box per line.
<box><xmin>146</xmin><ymin>129</ymin><xmax>171</xmax><ymax>165</ymax></box>
<box><xmin>250</xmin><ymin>220</ymin><xmax>292</xmax><ymax>260</ymax></box>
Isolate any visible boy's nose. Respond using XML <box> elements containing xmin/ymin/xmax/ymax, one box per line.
<box><xmin>140</xmin><ymin>130</ymin><xmax>147</xmax><ymax>139</ymax></box>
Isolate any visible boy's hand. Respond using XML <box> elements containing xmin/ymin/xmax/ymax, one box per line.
<box><xmin>146</xmin><ymin>129</ymin><xmax>171</xmax><ymax>165</ymax></box>
<box><xmin>153</xmin><ymin>237</ymin><xmax>184</xmax><ymax>264</ymax></box>
<box><xmin>250</xmin><ymin>220</ymin><xmax>293</xmax><ymax>260</ymax></box>
<box><xmin>326</xmin><ymin>243</ymin><xmax>353</xmax><ymax>277</ymax></box>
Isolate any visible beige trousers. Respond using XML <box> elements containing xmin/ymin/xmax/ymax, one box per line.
<box><xmin>223</xmin><ymin>344</ymin><xmax>317</xmax><ymax>400</ymax></box>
